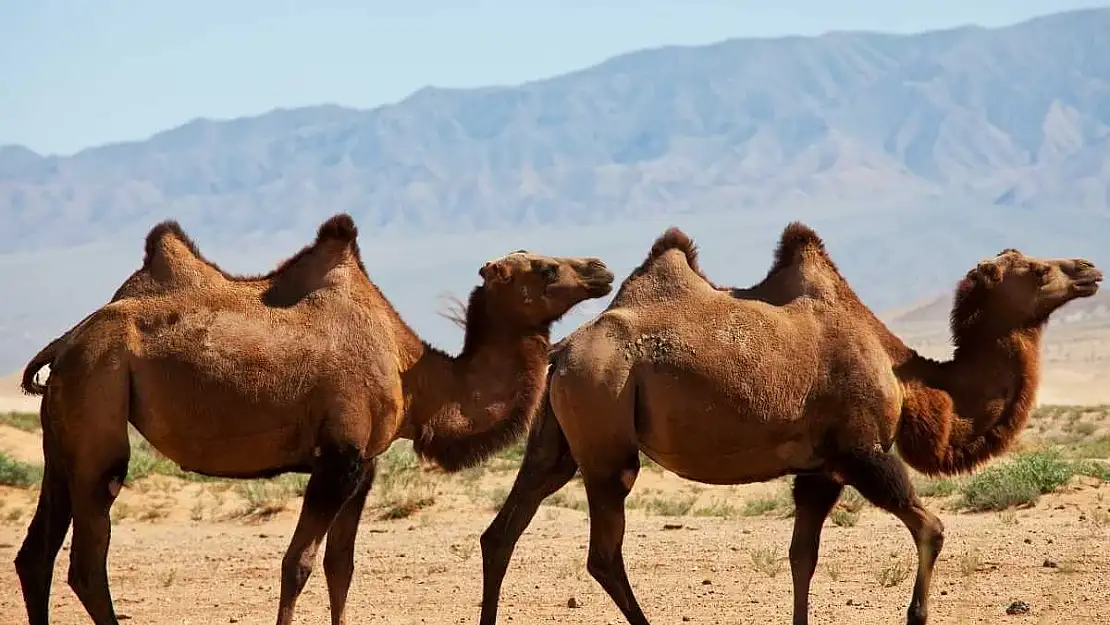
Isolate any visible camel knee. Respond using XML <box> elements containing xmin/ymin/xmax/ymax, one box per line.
<box><xmin>921</xmin><ymin>516</ymin><xmax>945</xmax><ymax>559</ymax></box>
<box><xmin>479</xmin><ymin>525</ymin><xmax>502</xmax><ymax>556</ymax></box>
<box><xmin>66</xmin><ymin>560</ymin><xmax>99</xmax><ymax>601</ymax></box>
<box><xmin>586</xmin><ymin>549</ymin><xmax>619</xmax><ymax>584</ymax></box>
<box><xmin>282</xmin><ymin>550</ymin><xmax>317</xmax><ymax>593</ymax></box>
<box><xmin>322</xmin><ymin>547</ymin><xmax>354</xmax><ymax>580</ymax></box>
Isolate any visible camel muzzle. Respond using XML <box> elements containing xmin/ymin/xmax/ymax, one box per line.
<box><xmin>1068</xmin><ymin>261</ymin><xmax>1102</xmax><ymax>296</ymax></box>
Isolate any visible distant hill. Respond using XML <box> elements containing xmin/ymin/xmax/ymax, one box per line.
<box><xmin>3</xmin><ymin>8</ymin><xmax>1110</xmax><ymax>253</ymax></box>
<box><xmin>1</xmin><ymin>8</ymin><xmax>1109</xmax><ymax>376</ymax></box>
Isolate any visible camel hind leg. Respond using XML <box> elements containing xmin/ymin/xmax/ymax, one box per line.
<box><xmin>15</xmin><ymin>397</ymin><xmax>75</xmax><ymax>625</ymax></box>
<box><xmin>478</xmin><ymin>399</ymin><xmax>580</xmax><ymax>625</ymax></box>
<box><xmin>788</xmin><ymin>473</ymin><xmax>843</xmax><ymax>625</ymax></box>
<box><xmin>59</xmin><ymin>371</ymin><xmax>133</xmax><ymax>625</ymax></box>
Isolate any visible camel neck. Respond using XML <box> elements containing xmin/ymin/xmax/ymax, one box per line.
<box><xmin>895</xmin><ymin>324</ymin><xmax>1042</xmax><ymax>476</ymax></box>
<box><xmin>401</xmin><ymin>299</ymin><xmax>551</xmax><ymax>472</ymax></box>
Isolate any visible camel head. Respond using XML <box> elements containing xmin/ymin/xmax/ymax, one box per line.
<box><xmin>478</xmin><ymin>250</ymin><xmax>614</xmax><ymax>328</ymax></box>
<box><xmin>954</xmin><ymin>248</ymin><xmax>1103</xmax><ymax>332</ymax></box>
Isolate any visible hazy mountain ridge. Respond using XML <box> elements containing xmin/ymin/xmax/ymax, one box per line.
<box><xmin>3</xmin><ymin>8</ymin><xmax>1110</xmax><ymax>252</ymax></box>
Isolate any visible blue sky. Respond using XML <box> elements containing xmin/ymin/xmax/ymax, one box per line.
<box><xmin>2</xmin><ymin>0</ymin><xmax>1105</xmax><ymax>155</ymax></box>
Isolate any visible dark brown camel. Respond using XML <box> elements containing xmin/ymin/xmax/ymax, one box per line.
<box><xmin>13</xmin><ymin>213</ymin><xmax>614</xmax><ymax>625</ymax></box>
<box><xmin>477</xmin><ymin>223</ymin><xmax>1102</xmax><ymax>625</ymax></box>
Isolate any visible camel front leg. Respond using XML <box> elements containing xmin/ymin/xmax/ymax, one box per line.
<box><xmin>788</xmin><ymin>473</ymin><xmax>843</xmax><ymax>625</ymax></box>
<box><xmin>834</xmin><ymin>452</ymin><xmax>945</xmax><ymax>625</ymax></box>
<box><xmin>275</xmin><ymin>443</ymin><xmax>370</xmax><ymax>625</ymax></box>
<box><xmin>479</xmin><ymin>405</ymin><xmax>580</xmax><ymax>625</ymax></box>
<box><xmin>322</xmin><ymin>466</ymin><xmax>374</xmax><ymax>625</ymax></box>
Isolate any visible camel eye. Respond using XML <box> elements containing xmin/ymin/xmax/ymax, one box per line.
<box><xmin>540</xmin><ymin>265</ymin><xmax>559</xmax><ymax>282</ymax></box>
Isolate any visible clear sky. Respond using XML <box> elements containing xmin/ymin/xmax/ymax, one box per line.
<box><xmin>2</xmin><ymin>0</ymin><xmax>1105</xmax><ymax>155</ymax></box>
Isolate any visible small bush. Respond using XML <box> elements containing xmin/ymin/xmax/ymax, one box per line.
<box><xmin>875</xmin><ymin>559</ymin><xmax>912</xmax><ymax>588</ymax></box>
<box><xmin>830</xmin><ymin>508</ymin><xmax>860</xmax><ymax>527</ymax></box>
<box><xmin>749</xmin><ymin>545</ymin><xmax>786</xmax><ymax>578</ymax></box>
<box><xmin>0</xmin><ymin>452</ymin><xmax>43</xmax><ymax>487</ymax></box>
<box><xmin>0</xmin><ymin>411</ymin><xmax>41</xmax><ymax>432</ymax></box>
<box><xmin>959</xmin><ymin>450</ymin><xmax>1074</xmax><ymax>512</ymax></box>
<box><xmin>235</xmin><ymin>474</ymin><xmax>309</xmax><ymax>519</ymax></box>
<box><xmin>914</xmin><ymin>476</ymin><xmax>959</xmax><ymax>498</ymax></box>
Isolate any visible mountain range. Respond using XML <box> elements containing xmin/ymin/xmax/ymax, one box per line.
<box><xmin>1</xmin><ymin>8</ymin><xmax>1109</xmax><ymax>376</ymax></box>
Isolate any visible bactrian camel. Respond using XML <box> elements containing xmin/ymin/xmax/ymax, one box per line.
<box><xmin>477</xmin><ymin>223</ymin><xmax>1102</xmax><ymax>625</ymax></box>
<box><xmin>14</xmin><ymin>213</ymin><xmax>615</xmax><ymax>625</ymax></box>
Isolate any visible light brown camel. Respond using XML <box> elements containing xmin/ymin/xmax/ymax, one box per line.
<box><xmin>13</xmin><ymin>213</ymin><xmax>615</xmax><ymax>625</ymax></box>
<box><xmin>477</xmin><ymin>223</ymin><xmax>1102</xmax><ymax>625</ymax></box>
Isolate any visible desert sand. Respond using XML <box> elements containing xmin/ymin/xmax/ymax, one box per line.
<box><xmin>1</xmin><ymin>403</ymin><xmax>1109</xmax><ymax>625</ymax></box>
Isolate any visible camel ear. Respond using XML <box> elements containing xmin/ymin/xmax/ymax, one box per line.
<box><xmin>976</xmin><ymin>261</ymin><xmax>1003</xmax><ymax>287</ymax></box>
<box><xmin>479</xmin><ymin>260</ymin><xmax>512</xmax><ymax>284</ymax></box>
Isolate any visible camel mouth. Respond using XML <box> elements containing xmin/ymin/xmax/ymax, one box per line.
<box><xmin>584</xmin><ymin>270</ymin><xmax>615</xmax><ymax>297</ymax></box>
<box><xmin>586</xmin><ymin>278</ymin><xmax>615</xmax><ymax>297</ymax></box>
<box><xmin>1072</xmin><ymin>268</ymin><xmax>1103</xmax><ymax>296</ymax></box>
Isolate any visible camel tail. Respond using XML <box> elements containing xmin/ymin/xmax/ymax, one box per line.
<box><xmin>19</xmin><ymin>338</ymin><xmax>62</xmax><ymax>396</ymax></box>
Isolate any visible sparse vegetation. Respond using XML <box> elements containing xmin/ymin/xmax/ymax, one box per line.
<box><xmin>749</xmin><ymin>545</ymin><xmax>786</xmax><ymax>578</ymax></box>
<box><xmin>235</xmin><ymin>474</ymin><xmax>309</xmax><ymax>519</ymax></box>
<box><xmin>875</xmin><ymin>558</ymin><xmax>913</xmax><ymax>588</ymax></box>
<box><xmin>692</xmin><ymin>499</ymin><xmax>739</xmax><ymax>519</ymax></box>
<box><xmin>370</xmin><ymin>441</ymin><xmax>436</xmax><ymax>520</ymax></box>
<box><xmin>1073</xmin><ymin>435</ymin><xmax>1110</xmax><ymax>460</ymax></box>
<box><xmin>958</xmin><ymin>450</ymin><xmax>1077</xmax><ymax>512</ymax></box>
<box><xmin>958</xmin><ymin>549</ymin><xmax>983</xmax><ymax>577</ymax></box>
<box><xmin>0</xmin><ymin>411</ymin><xmax>40</xmax><ymax>432</ymax></box>
<box><xmin>741</xmin><ymin>488</ymin><xmax>794</xmax><ymax>518</ymax></box>
<box><xmin>543</xmin><ymin>490</ymin><xmax>588</xmax><ymax>511</ymax></box>
<box><xmin>627</xmin><ymin>489</ymin><xmax>699</xmax><ymax>516</ymax></box>
<box><xmin>0</xmin><ymin>452</ymin><xmax>43</xmax><ymax>488</ymax></box>
<box><xmin>913</xmin><ymin>475</ymin><xmax>960</xmax><ymax>498</ymax></box>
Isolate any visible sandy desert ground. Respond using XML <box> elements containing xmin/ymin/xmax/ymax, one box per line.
<box><xmin>1</xmin><ymin>398</ymin><xmax>1109</xmax><ymax>625</ymax></box>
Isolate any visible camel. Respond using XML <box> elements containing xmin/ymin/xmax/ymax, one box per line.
<box><xmin>476</xmin><ymin>223</ymin><xmax>1102</xmax><ymax>625</ymax></box>
<box><xmin>13</xmin><ymin>213</ymin><xmax>615</xmax><ymax>625</ymax></box>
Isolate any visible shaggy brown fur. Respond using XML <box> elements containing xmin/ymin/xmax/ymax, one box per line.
<box><xmin>477</xmin><ymin>224</ymin><xmax>1101</xmax><ymax>625</ymax></box>
<box><xmin>13</xmin><ymin>214</ymin><xmax>614</xmax><ymax>625</ymax></box>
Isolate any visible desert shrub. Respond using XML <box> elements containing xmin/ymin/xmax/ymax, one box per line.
<box><xmin>959</xmin><ymin>450</ymin><xmax>1074</xmax><ymax>512</ymax></box>
<box><xmin>0</xmin><ymin>411</ymin><xmax>40</xmax><ymax>432</ymax></box>
<box><xmin>0</xmin><ymin>452</ymin><xmax>43</xmax><ymax>488</ymax></box>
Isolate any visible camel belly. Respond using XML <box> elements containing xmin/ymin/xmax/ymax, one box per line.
<box><xmin>634</xmin><ymin>372</ymin><xmax>821</xmax><ymax>485</ymax></box>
